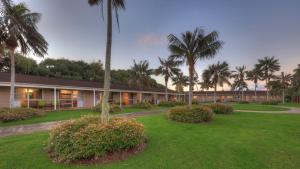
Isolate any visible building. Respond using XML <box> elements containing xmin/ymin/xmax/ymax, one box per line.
<box><xmin>0</xmin><ymin>72</ymin><xmax>278</xmax><ymax>110</ymax></box>
<box><xmin>0</xmin><ymin>72</ymin><xmax>181</xmax><ymax>110</ymax></box>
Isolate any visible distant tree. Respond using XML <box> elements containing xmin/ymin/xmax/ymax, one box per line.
<box><xmin>155</xmin><ymin>57</ymin><xmax>181</xmax><ymax>101</ymax></box>
<box><xmin>172</xmin><ymin>72</ymin><xmax>188</xmax><ymax>92</ymax></box>
<box><xmin>0</xmin><ymin>0</ymin><xmax>48</xmax><ymax>108</ymax></box>
<box><xmin>292</xmin><ymin>64</ymin><xmax>300</xmax><ymax>95</ymax></box>
<box><xmin>130</xmin><ymin>60</ymin><xmax>153</xmax><ymax>89</ymax></box>
<box><xmin>246</xmin><ymin>66</ymin><xmax>262</xmax><ymax>101</ymax></box>
<box><xmin>202</xmin><ymin>61</ymin><xmax>231</xmax><ymax>103</ymax></box>
<box><xmin>168</xmin><ymin>28</ymin><xmax>223</xmax><ymax>106</ymax></box>
<box><xmin>278</xmin><ymin>72</ymin><xmax>292</xmax><ymax>104</ymax></box>
<box><xmin>256</xmin><ymin>56</ymin><xmax>280</xmax><ymax>101</ymax></box>
<box><xmin>231</xmin><ymin>65</ymin><xmax>248</xmax><ymax>101</ymax></box>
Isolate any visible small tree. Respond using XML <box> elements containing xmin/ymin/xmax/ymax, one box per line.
<box><xmin>231</xmin><ymin>66</ymin><xmax>248</xmax><ymax>101</ymax></box>
<box><xmin>202</xmin><ymin>61</ymin><xmax>231</xmax><ymax>103</ymax></box>
<box><xmin>279</xmin><ymin>72</ymin><xmax>292</xmax><ymax>104</ymax></box>
<box><xmin>246</xmin><ymin>66</ymin><xmax>262</xmax><ymax>101</ymax></box>
<box><xmin>155</xmin><ymin>57</ymin><xmax>181</xmax><ymax>101</ymax></box>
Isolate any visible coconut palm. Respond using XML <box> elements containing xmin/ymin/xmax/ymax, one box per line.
<box><xmin>168</xmin><ymin>28</ymin><xmax>223</xmax><ymax>106</ymax></box>
<box><xmin>246</xmin><ymin>66</ymin><xmax>262</xmax><ymax>101</ymax></box>
<box><xmin>202</xmin><ymin>61</ymin><xmax>231</xmax><ymax>103</ymax></box>
<box><xmin>292</xmin><ymin>64</ymin><xmax>300</xmax><ymax>93</ymax></box>
<box><xmin>0</xmin><ymin>0</ymin><xmax>48</xmax><ymax>108</ymax></box>
<box><xmin>88</xmin><ymin>0</ymin><xmax>125</xmax><ymax>123</ymax></box>
<box><xmin>231</xmin><ymin>66</ymin><xmax>248</xmax><ymax>101</ymax></box>
<box><xmin>256</xmin><ymin>56</ymin><xmax>280</xmax><ymax>101</ymax></box>
<box><xmin>172</xmin><ymin>72</ymin><xmax>188</xmax><ymax>101</ymax></box>
<box><xmin>130</xmin><ymin>60</ymin><xmax>153</xmax><ymax>89</ymax></box>
<box><xmin>278</xmin><ymin>72</ymin><xmax>292</xmax><ymax>104</ymax></box>
<box><xmin>155</xmin><ymin>57</ymin><xmax>181</xmax><ymax>101</ymax></box>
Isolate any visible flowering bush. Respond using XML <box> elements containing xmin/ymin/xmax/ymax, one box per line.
<box><xmin>207</xmin><ymin>103</ymin><xmax>233</xmax><ymax>114</ymax></box>
<box><xmin>130</xmin><ymin>102</ymin><xmax>153</xmax><ymax>109</ymax></box>
<box><xmin>168</xmin><ymin>105</ymin><xmax>213</xmax><ymax>123</ymax></box>
<box><xmin>91</xmin><ymin>104</ymin><xmax>122</xmax><ymax>113</ymax></box>
<box><xmin>48</xmin><ymin>116</ymin><xmax>146</xmax><ymax>163</ymax></box>
<box><xmin>0</xmin><ymin>108</ymin><xmax>44</xmax><ymax>122</ymax></box>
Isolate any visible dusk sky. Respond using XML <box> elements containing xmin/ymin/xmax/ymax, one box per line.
<box><xmin>15</xmin><ymin>0</ymin><xmax>300</xmax><ymax>90</ymax></box>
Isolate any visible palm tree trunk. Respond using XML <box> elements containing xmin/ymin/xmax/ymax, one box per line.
<box><xmin>101</xmin><ymin>0</ymin><xmax>112</xmax><ymax>123</ymax></box>
<box><xmin>214</xmin><ymin>84</ymin><xmax>217</xmax><ymax>103</ymax></box>
<box><xmin>165</xmin><ymin>78</ymin><xmax>168</xmax><ymax>101</ymax></box>
<box><xmin>282</xmin><ymin>88</ymin><xmax>285</xmax><ymax>104</ymax></box>
<box><xmin>9</xmin><ymin>48</ymin><xmax>15</xmax><ymax>109</ymax></box>
<box><xmin>254</xmin><ymin>83</ymin><xmax>257</xmax><ymax>102</ymax></box>
<box><xmin>188</xmin><ymin>65</ymin><xmax>194</xmax><ymax>106</ymax></box>
<box><xmin>266</xmin><ymin>79</ymin><xmax>269</xmax><ymax>101</ymax></box>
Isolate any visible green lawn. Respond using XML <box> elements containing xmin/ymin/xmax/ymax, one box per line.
<box><xmin>231</xmin><ymin>103</ymin><xmax>290</xmax><ymax>111</ymax></box>
<box><xmin>0</xmin><ymin>107</ymin><xmax>163</xmax><ymax>127</ymax></box>
<box><xmin>281</xmin><ymin>103</ymin><xmax>300</xmax><ymax>108</ymax></box>
<box><xmin>1</xmin><ymin>112</ymin><xmax>300</xmax><ymax>169</ymax></box>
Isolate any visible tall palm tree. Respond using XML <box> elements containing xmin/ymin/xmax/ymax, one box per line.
<box><xmin>256</xmin><ymin>56</ymin><xmax>280</xmax><ymax>101</ymax></box>
<box><xmin>292</xmin><ymin>64</ymin><xmax>300</xmax><ymax>94</ymax></box>
<box><xmin>0</xmin><ymin>0</ymin><xmax>48</xmax><ymax>108</ymax></box>
<box><xmin>88</xmin><ymin>0</ymin><xmax>125</xmax><ymax>123</ymax></box>
<box><xmin>278</xmin><ymin>72</ymin><xmax>292</xmax><ymax>104</ymax></box>
<box><xmin>130</xmin><ymin>60</ymin><xmax>153</xmax><ymax>89</ymax></box>
<box><xmin>155</xmin><ymin>57</ymin><xmax>181</xmax><ymax>101</ymax></box>
<box><xmin>202</xmin><ymin>61</ymin><xmax>231</xmax><ymax>103</ymax></box>
<box><xmin>246</xmin><ymin>66</ymin><xmax>262</xmax><ymax>101</ymax></box>
<box><xmin>231</xmin><ymin>66</ymin><xmax>248</xmax><ymax>101</ymax></box>
<box><xmin>168</xmin><ymin>28</ymin><xmax>223</xmax><ymax>106</ymax></box>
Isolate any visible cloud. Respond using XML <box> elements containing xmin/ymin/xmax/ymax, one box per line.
<box><xmin>137</xmin><ymin>33</ymin><xmax>167</xmax><ymax>46</ymax></box>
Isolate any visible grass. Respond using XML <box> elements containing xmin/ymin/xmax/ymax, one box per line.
<box><xmin>281</xmin><ymin>103</ymin><xmax>300</xmax><ymax>108</ymax></box>
<box><xmin>1</xmin><ymin>112</ymin><xmax>300</xmax><ymax>169</ymax></box>
<box><xmin>231</xmin><ymin>103</ymin><xmax>290</xmax><ymax>111</ymax></box>
<box><xmin>0</xmin><ymin>107</ymin><xmax>163</xmax><ymax>127</ymax></box>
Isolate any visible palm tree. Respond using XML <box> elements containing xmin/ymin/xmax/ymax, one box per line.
<box><xmin>279</xmin><ymin>72</ymin><xmax>292</xmax><ymax>104</ymax></box>
<box><xmin>292</xmin><ymin>64</ymin><xmax>300</xmax><ymax>94</ymax></box>
<box><xmin>130</xmin><ymin>60</ymin><xmax>153</xmax><ymax>89</ymax></box>
<box><xmin>231</xmin><ymin>66</ymin><xmax>248</xmax><ymax>101</ymax></box>
<box><xmin>202</xmin><ymin>61</ymin><xmax>231</xmax><ymax>103</ymax></box>
<box><xmin>168</xmin><ymin>28</ymin><xmax>223</xmax><ymax>106</ymax></box>
<box><xmin>172</xmin><ymin>72</ymin><xmax>188</xmax><ymax>101</ymax></box>
<box><xmin>256</xmin><ymin>56</ymin><xmax>280</xmax><ymax>101</ymax></box>
<box><xmin>155</xmin><ymin>57</ymin><xmax>181</xmax><ymax>101</ymax></box>
<box><xmin>246</xmin><ymin>66</ymin><xmax>262</xmax><ymax>101</ymax></box>
<box><xmin>0</xmin><ymin>0</ymin><xmax>48</xmax><ymax>108</ymax></box>
<box><xmin>88</xmin><ymin>0</ymin><xmax>125</xmax><ymax>123</ymax></box>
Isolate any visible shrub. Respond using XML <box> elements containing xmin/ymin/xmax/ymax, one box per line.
<box><xmin>167</xmin><ymin>105</ymin><xmax>213</xmax><ymax>123</ymax></box>
<box><xmin>130</xmin><ymin>102</ymin><xmax>153</xmax><ymax>109</ymax></box>
<box><xmin>260</xmin><ymin>100</ymin><xmax>279</xmax><ymax>105</ymax></box>
<box><xmin>48</xmin><ymin>116</ymin><xmax>146</xmax><ymax>163</ymax></box>
<box><xmin>158</xmin><ymin>101</ymin><xmax>187</xmax><ymax>107</ymax></box>
<box><xmin>91</xmin><ymin>104</ymin><xmax>122</xmax><ymax>113</ymax></box>
<box><xmin>207</xmin><ymin>103</ymin><xmax>233</xmax><ymax>114</ymax></box>
<box><xmin>238</xmin><ymin>101</ymin><xmax>250</xmax><ymax>104</ymax></box>
<box><xmin>0</xmin><ymin>108</ymin><xmax>44</xmax><ymax>122</ymax></box>
<box><xmin>38</xmin><ymin>100</ymin><xmax>46</xmax><ymax>108</ymax></box>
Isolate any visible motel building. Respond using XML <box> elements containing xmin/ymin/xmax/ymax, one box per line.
<box><xmin>0</xmin><ymin>72</ymin><xmax>278</xmax><ymax>110</ymax></box>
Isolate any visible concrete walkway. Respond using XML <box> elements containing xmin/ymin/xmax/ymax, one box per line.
<box><xmin>236</xmin><ymin>106</ymin><xmax>300</xmax><ymax>114</ymax></box>
<box><xmin>0</xmin><ymin>109</ymin><xmax>165</xmax><ymax>138</ymax></box>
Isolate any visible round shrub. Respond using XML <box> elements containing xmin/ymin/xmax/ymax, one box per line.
<box><xmin>207</xmin><ymin>103</ymin><xmax>233</xmax><ymax>114</ymax></box>
<box><xmin>48</xmin><ymin>116</ymin><xmax>146</xmax><ymax>163</ymax></box>
<box><xmin>168</xmin><ymin>105</ymin><xmax>213</xmax><ymax>123</ymax></box>
<box><xmin>91</xmin><ymin>104</ymin><xmax>122</xmax><ymax>113</ymax></box>
<box><xmin>130</xmin><ymin>102</ymin><xmax>153</xmax><ymax>109</ymax></box>
<box><xmin>0</xmin><ymin>108</ymin><xmax>44</xmax><ymax>122</ymax></box>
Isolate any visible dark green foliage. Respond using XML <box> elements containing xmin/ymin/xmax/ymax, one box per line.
<box><xmin>48</xmin><ymin>116</ymin><xmax>146</xmax><ymax>163</ymax></box>
<box><xmin>207</xmin><ymin>103</ymin><xmax>234</xmax><ymax>114</ymax></box>
<box><xmin>91</xmin><ymin>104</ymin><xmax>122</xmax><ymax>113</ymax></box>
<box><xmin>0</xmin><ymin>108</ymin><xmax>44</xmax><ymax>122</ymax></box>
<box><xmin>238</xmin><ymin>101</ymin><xmax>250</xmax><ymax>104</ymax></box>
<box><xmin>260</xmin><ymin>101</ymin><xmax>279</xmax><ymax>105</ymax></box>
<box><xmin>168</xmin><ymin>105</ymin><xmax>213</xmax><ymax>123</ymax></box>
<box><xmin>130</xmin><ymin>102</ymin><xmax>153</xmax><ymax>109</ymax></box>
<box><xmin>158</xmin><ymin>101</ymin><xmax>187</xmax><ymax>107</ymax></box>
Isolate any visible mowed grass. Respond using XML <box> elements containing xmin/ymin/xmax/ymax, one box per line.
<box><xmin>1</xmin><ymin>112</ymin><xmax>300</xmax><ymax>169</ymax></box>
<box><xmin>281</xmin><ymin>103</ymin><xmax>300</xmax><ymax>108</ymax></box>
<box><xmin>0</xmin><ymin>107</ymin><xmax>162</xmax><ymax>127</ymax></box>
<box><xmin>231</xmin><ymin>103</ymin><xmax>290</xmax><ymax>111</ymax></box>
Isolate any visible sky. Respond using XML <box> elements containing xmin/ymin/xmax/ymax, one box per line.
<box><xmin>13</xmin><ymin>0</ymin><xmax>300</xmax><ymax>90</ymax></box>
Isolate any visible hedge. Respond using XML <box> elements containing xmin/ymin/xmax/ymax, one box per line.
<box><xmin>167</xmin><ymin>105</ymin><xmax>213</xmax><ymax>123</ymax></box>
<box><xmin>206</xmin><ymin>103</ymin><xmax>234</xmax><ymax>114</ymax></box>
<box><xmin>0</xmin><ymin>108</ymin><xmax>44</xmax><ymax>122</ymax></box>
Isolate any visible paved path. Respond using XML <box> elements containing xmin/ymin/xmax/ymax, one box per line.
<box><xmin>236</xmin><ymin>106</ymin><xmax>300</xmax><ymax>114</ymax></box>
<box><xmin>0</xmin><ymin>109</ymin><xmax>165</xmax><ymax>138</ymax></box>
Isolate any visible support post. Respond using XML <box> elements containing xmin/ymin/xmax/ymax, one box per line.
<box><xmin>93</xmin><ymin>90</ymin><xmax>96</xmax><ymax>107</ymax></box>
<box><xmin>119</xmin><ymin>92</ymin><xmax>122</xmax><ymax>108</ymax></box>
<box><xmin>54</xmin><ymin>88</ymin><xmax>57</xmax><ymax>110</ymax></box>
<box><xmin>27</xmin><ymin>89</ymin><xmax>30</xmax><ymax>108</ymax></box>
